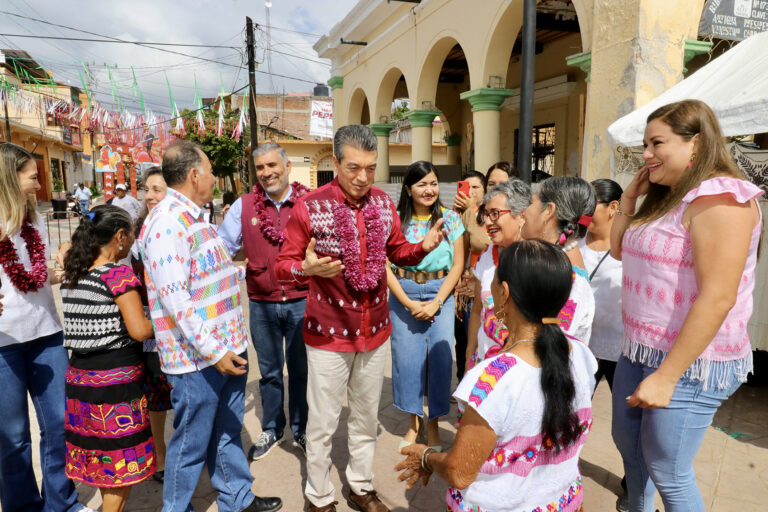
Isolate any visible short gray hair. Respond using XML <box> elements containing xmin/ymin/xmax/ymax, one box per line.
<box><xmin>252</xmin><ymin>142</ymin><xmax>288</xmax><ymax>166</ymax></box>
<box><xmin>333</xmin><ymin>124</ymin><xmax>377</xmax><ymax>162</ymax></box>
<box><xmin>483</xmin><ymin>179</ymin><xmax>531</xmax><ymax>215</ymax></box>
<box><xmin>162</xmin><ymin>139</ymin><xmax>204</xmax><ymax>187</ymax></box>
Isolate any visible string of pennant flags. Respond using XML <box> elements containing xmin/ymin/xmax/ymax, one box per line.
<box><xmin>0</xmin><ymin>58</ymin><xmax>252</xmax><ymax>145</ymax></box>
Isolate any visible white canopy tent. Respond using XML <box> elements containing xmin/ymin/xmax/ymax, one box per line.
<box><xmin>607</xmin><ymin>30</ymin><xmax>768</xmax><ymax>148</ymax></box>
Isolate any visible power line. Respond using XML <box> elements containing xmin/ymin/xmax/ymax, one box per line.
<box><xmin>0</xmin><ymin>33</ymin><xmax>239</xmax><ymax>49</ymax></box>
<box><xmin>0</xmin><ymin>10</ymin><xmax>244</xmax><ymax>69</ymax></box>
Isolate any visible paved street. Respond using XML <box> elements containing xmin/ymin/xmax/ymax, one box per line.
<box><xmin>19</xmin><ymin>280</ymin><xmax>768</xmax><ymax>511</ymax></box>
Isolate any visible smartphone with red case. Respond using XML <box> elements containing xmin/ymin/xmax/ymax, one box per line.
<box><xmin>457</xmin><ymin>180</ymin><xmax>470</xmax><ymax>196</ymax></box>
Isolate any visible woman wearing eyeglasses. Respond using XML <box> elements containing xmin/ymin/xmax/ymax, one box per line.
<box><xmin>465</xmin><ymin>180</ymin><xmax>531</xmax><ymax>371</ymax></box>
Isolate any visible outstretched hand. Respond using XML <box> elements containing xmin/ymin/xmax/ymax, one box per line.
<box><xmin>395</xmin><ymin>443</ymin><xmax>432</xmax><ymax>489</ymax></box>
<box><xmin>422</xmin><ymin>218</ymin><xmax>447</xmax><ymax>253</ymax></box>
<box><xmin>301</xmin><ymin>238</ymin><xmax>345</xmax><ymax>278</ymax></box>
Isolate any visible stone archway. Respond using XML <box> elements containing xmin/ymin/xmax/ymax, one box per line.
<box><xmin>415</xmin><ymin>34</ymin><xmax>470</xmax><ymax>106</ymax></box>
<box><xmin>374</xmin><ymin>66</ymin><xmax>411</xmax><ymax>121</ymax></box>
<box><xmin>309</xmin><ymin>147</ymin><xmax>334</xmax><ymax>189</ymax></box>
<box><xmin>347</xmin><ymin>87</ymin><xmax>371</xmax><ymax>125</ymax></box>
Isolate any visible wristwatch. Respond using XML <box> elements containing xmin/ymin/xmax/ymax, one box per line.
<box><xmin>437</xmin><ymin>298</ymin><xmax>444</xmax><ymax>310</ymax></box>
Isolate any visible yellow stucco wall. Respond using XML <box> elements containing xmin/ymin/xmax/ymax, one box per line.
<box><xmin>318</xmin><ymin>0</ymin><xmax>707</xmax><ymax>181</ymax></box>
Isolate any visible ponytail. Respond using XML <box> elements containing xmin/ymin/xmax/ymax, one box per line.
<box><xmin>62</xmin><ymin>205</ymin><xmax>133</xmax><ymax>288</ymax></box>
<box><xmin>534</xmin><ymin>323</ymin><xmax>579</xmax><ymax>451</ymax></box>
<box><xmin>496</xmin><ymin>240</ymin><xmax>580</xmax><ymax>452</ymax></box>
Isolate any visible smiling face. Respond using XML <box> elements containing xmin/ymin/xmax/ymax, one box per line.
<box><xmin>642</xmin><ymin>118</ymin><xmax>698</xmax><ymax>189</ymax></box>
<box><xmin>144</xmin><ymin>173</ymin><xmax>167</xmax><ymax>211</ymax></box>
<box><xmin>521</xmin><ymin>193</ymin><xmax>555</xmax><ymax>241</ymax></box>
<box><xmin>254</xmin><ymin>149</ymin><xmax>291</xmax><ymax>199</ymax></box>
<box><xmin>334</xmin><ymin>145</ymin><xmax>377</xmax><ymax>202</ymax></box>
<box><xmin>487</xmin><ymin>168</ymin><xmax>509</xmax><ymax>189</ymax></box>
<box><xmin>17</xmin><ymin>160</ymin><xmax>40</xmax><ymax>196</ymax></box>
<box><xmin>483</xmin><ymin>193</ymin><xmax>525</xmax><ymax>248</ymax></box>
<box><xmin>407</xmin><ymin>171</ymin><xmax>439</xmax><ymax>211</ymax></box>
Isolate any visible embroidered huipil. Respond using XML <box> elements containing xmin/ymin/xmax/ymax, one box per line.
<box><xmin>139</xmin><ymin>188</ymin><xmax>248</xmax><ymax>375</ymax></box>
<box><xmin>621</xmin><ymin>177</ymin><xmax>763</xmax><ymax>386</ymax></box>
<box><xmin>450</xmin><ymin>340</ymin><xmax>597</xmax><ymax>512</ymax></box>
<box><xmin>274</xmin><ymin>178</ymin><xmax>427</xmax><ymax>352</ymax></box>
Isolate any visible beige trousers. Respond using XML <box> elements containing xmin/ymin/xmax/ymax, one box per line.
<box><xmin>304</xmin><ymin>342</ymin><xmax>388</xmax><ymax>507</ymax></box>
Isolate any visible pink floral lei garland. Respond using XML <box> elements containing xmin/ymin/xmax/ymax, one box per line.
<box><xmin>332</xmin><ymin>199</ymin><xmax>387</xmax><ymax>292</ymax></box>
<box><xmin>253</xmin><ymin>181</ymin><xmax>310</xmax><ymax>244</ymax></box>
<box><xmin>0</xmin><ymin>215</ymin><xmax>48</xmax><ymax>293</ymax></box>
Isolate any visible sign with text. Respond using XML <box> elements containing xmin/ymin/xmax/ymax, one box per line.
<box><xmin>699</xmin><ymin>0</ymin><xmax>768</xmax><ymax>40</ymax></box>
<box><xmin>309</xmin><ymin>100</ymin><xmax>333</xmax><ymax>139</ymax></box>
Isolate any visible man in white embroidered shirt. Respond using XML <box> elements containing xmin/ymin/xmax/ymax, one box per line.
<box><xmin>140</xmin><ymin>140</ymin><xmax>281</xmax><ymax>512</ymax></box>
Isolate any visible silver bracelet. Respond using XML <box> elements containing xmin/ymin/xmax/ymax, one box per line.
<box><xmin>421</xmin><ymin>447</ymin><xmax>436</xmax><ymax>472</ymax></box>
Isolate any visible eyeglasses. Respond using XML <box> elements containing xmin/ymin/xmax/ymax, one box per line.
<box><xmin>479</xmin><ymin>208</ymin><xmax>512</xmax><ymax>222</ymax></box>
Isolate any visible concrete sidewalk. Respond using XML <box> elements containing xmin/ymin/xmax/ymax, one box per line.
<box><xmin>19</xmin><ymin>282</ymin><xmax>768</xmax><ymax>511</ymax></box>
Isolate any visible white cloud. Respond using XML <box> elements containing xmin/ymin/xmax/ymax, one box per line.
<box><xmin>0</xmin><ymin>0</ymin><xmax>358</xmax><ymax>115</ymax></box>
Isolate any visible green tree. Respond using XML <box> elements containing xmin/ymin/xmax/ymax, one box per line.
<box><xmin>180</xmin><ymin>106</ymin><xmax>245</xmax><ymax>192</ymax></box>
<box><xmin>391</xmin><ymin>101</ymin><xmax>410</xmax><ymax>121</ymax></box>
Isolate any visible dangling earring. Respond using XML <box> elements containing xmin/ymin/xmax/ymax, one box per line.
<box><xmin>687</xmin><ymin>152</ymin><xmax>696</xmax><ymax>168</ymax></box>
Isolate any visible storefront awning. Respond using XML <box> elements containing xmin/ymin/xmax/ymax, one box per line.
<box><xmin>607</xmin><ymin>31</ymin><xmax>768</xmax><ymax>148</ymax></box>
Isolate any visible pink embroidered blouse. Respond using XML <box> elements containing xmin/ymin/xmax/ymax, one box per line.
<box><xmin>621</xmin><ymin>177</ymin><xmax>763</xmax><ymax>385</ymax></box>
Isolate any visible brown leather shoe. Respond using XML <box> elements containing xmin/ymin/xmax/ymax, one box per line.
<box><xmin>307</xmin><ymin>501</ymin><xmax>337</xmax><ymax>512</ymax></box>
<box><xmin>347</xmin><ymin>490</ymin><xmax>389</xmax><ymax>512</ymax></box>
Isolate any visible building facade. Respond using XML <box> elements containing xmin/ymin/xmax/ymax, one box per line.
<box><xmin>1</xmin><ymin>50</ymin><xmax>88</xmax><ymax>201</ymax></box>
<box><xmin>314</xmin><ymin>0</ymin><xmax>709</xmax><ymax>183</ymax></box>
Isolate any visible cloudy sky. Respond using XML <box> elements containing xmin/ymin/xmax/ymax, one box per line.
<box><xmin>0</xmin><ymin>0</ymin><xmax>357</xmax><ymax>115</ymax></box>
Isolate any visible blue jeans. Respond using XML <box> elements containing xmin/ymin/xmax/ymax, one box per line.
<box><xmin>612</xmin><ymin>355</ymin><xmax>741</xmax><ymax>512</ymax></box>
<box><xmin>389</xmin><ymin>276</ymin><xmax>454</xmax><ymax>419</ymax></box>
<box><xmin>78</xmin><ymin>200</ymin><xmax>89</xmax><ymax>215</ymax></box>
<box><xmin>249</xmin><ymin>298</ymin><xmax>308</xmax><ymax>438</ymax></box>
<box><xmin>163</xmin><ymin>358</ymin><xmax>255</xmax><ymax>512</ymax></box>
<box><xmin>0</xmin><ymin>331</ymin><xmax>83</xmax><ymax>512</ymax></box>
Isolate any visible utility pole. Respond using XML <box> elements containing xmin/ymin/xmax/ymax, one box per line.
<box><xmin>86</xmin><ymin>62</ymin><xmax>98</xmax><ymax>185</ymax></box>
<box><xmin>516</xmin><ymin>0</ymin><xmax>536</xmax><ymax>183</ymax></box>
<box><xmin>3</xmin><ymin>93</ymin><xmax>10</xmax><ymax>142</ymax></box>
<box><xmin>246</xmin><ymin>16</ymin><xmax>259</xmax><ymax>186</ymax></box>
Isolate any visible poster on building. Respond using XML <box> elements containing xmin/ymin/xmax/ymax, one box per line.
<box><xmin>309</xmin><ymin>100</ymin><xmax>333</xmax><ymax>138</ymax></box>
<box><xmin>699</xmin><ymin>0</ymin><xmax>768</xmax><ymax>40</ymax></box>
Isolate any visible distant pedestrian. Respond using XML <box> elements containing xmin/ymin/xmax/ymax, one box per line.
<box><xmin>73</xmin><ymin>182</ymin><xmax>92</xmax><ymax>215</ymax></box>
<box><xmin>112</xmin><ymin>183</ymin><xmax>141</xmax><ymax>222</ymax></box>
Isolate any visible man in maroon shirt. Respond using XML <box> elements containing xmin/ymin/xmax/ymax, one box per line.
<box><xmin>218</xmin><ymin>142</ymin><xmax>309</xmax><ymax>462</ymax></box>
<box><xmin>275</xmin><ymin>125</ymin><xmax>445</xmax><ymax>512</ymax></box>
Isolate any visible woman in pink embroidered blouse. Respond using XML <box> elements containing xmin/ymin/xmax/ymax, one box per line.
<box><xmin>610</xmin><ymin>99</ymin><xmax>762</xmax><ymax>512</ymax></box>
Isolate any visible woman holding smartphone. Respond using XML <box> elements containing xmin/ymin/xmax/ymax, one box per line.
<box><xmin>453</xmin><ymin>171</ymin><xmax>489</xmax><ymax>380</ymax></box>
